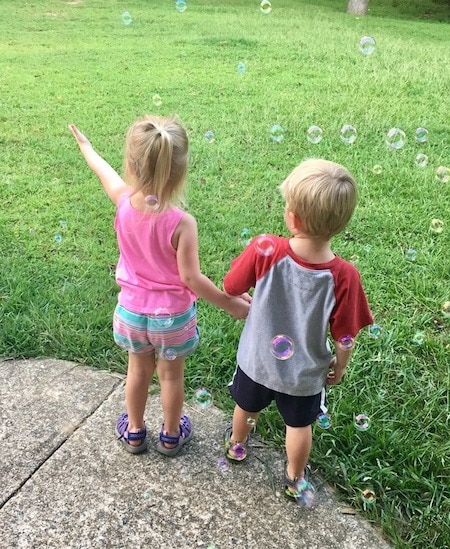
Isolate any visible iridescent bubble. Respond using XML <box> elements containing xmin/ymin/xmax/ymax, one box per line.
<box><xmin>372</xmin><ymin>165</ymin><xmax>382</xmax><ymax>175</ymax></box>
<box><xmin>260</xmin><ymin>0</ymin><xmax>272</xmax><ymax>14</ymax></box>
<box><xmin>145</xmin><ymin>195</ymin><xmax>159</xmax><ymax>210</ymax></box>
<box><xmin>316</xmin><ymin>413</ymin><xmax>332</xmax><ymax>429</ymax></box>
<box><xmin>405</xmin><ymin>248</ymin><xmax>417</xmax><ymax>261</ymax></box>
<box><xmin>415</xmin><ymin>127</ymin><xmax>428</xmax><ymax>144</ymax></box>
<box><xmin>361</xmin><ymin>489</ymin><xmax>376</xmax><ymax>503</ymax></box>
<box><xmin>359</xmin><ymin>36</ymin><xmax>376</xmax><ymax>55</ymax></box>
<box><xmin>143</xmin><ymin>489</ymin><xmax>152</xmax><ymax>500</ymax></box>
<box><xmin>175</xmin><ymin>0</ymin><xmax>187</xmax><ymax>12</ymax></box>
<box><xmin>240</xmin><ymin>228</ymin><xmax>252</xmax><ymax>246</ymax></box>
<box><xmin>204</xmin><ymin>130</ymin><xmax>215</xmax><ymax>143</ymax></box>
<box><xmin>54</xmin><ymin>234</ymin><xmax>62</xmax><ymax>244</ymax></box>
<box><xmin>164</xmin><ymin>348</ymin><xmax>177</xmax><ymax>361</ymax></box>
<box><xmin>121</xmin><ymin>11</ymin><xmax>133</xmax><ymax>25</ymax></box>
<box><xmin>368</xmin><ymin>324</ymin><xmax>382</xmax><ymax>338</ymax></box>
<box><xmin>296</xmin><ymin>479</ymin><xmax>315</xmax><ymax>508</ymax></box>
<box><xmin>153</xmin><ymin>307</ymin><xmax>174</xmax><ymax>328</ymax></box>
<box><xmin>340</xmin><ymin>124</ymin><xmax>357</xmax><ymax>145</ymax></box>
<box><xmin>412</xmin><ymin>331</ymin><xmax>425</xmax><ymax>345</ymax></box>
<box><xmin>270</xmin><ymin>124</ymin><xmax>285</xmax><ymax>143</ymax></box>
<box><xmin>152</xmin><ymin>94</ymin><xmax>162</xmax><ymax>107</ymax></box>
<box><xmin>29</xmin><ymin>229</ymin><xmax>36</xmax><ymax>235</ymax></box>
<box><xmin>194</xmin><ymin>388</ymin><xmax>213</xmax><ymax>409</ymax></box>
<box><xmin>442</xmin><ymin>301</ymin><xmax>450</xmax><ymax>318</ymax></box>
<box><xmin>350</xmin><ymin>255</ymin><xmax>359</xmax><ymax>264</ymax></box>
<box><xmin>338</xmin><ymin>335</ymin><xmax>355</xmax><ymax>350</ymax></box>
<box><xmin>255</xmin><ymin>234</ymin><xmax>275</xmax><ymax>256</ymax></box>
<box><xmin>216</xmin><ymin>457</ymin><xmax>229</xmax><ymax>472</ymax></box>
<box><xmin>237</xmin><ymin>61</ymin><xmax>246</xmax><ymax>74</ymax></box>
<box><xmin>354</xmin><ymin>414</ymin><xmax>370</xmax><ymax>431</ymax></box>
<box><xmin>435</xmin><ymin>166</ymin><xmax>450</xmax><ymax>183</ymax></box>
<box><xmin>270</xmin><ymin>334</ymin><xmax>294</xmax><ymax>360</ymax></box>
<box><xmin>246</xmin><ymin>417</ymin><xmax>256</xmax><ymax>427</ymax></box>
<box><xmin>307</xmin><ymin>125</ymin><xmax>323</xmax><ymax>144</ymax></box>
<box><xmin>386</xmin><ymin>128</ymin><xmax>406</xmax><ymax>150</ymax></box>
<box><xmin>430</xmin><ymin>219</ymin><xmax>444</xmax><ymax>234</ymax></box>
<box><xmin>415</xmin><ymin>154</ymin><xmax>428</xmax><ymax>168</ymax></box>
<box><xmin>60</xmin><ymin>220</ymin><xmax>68</xmax><ymax>229</ymax></box>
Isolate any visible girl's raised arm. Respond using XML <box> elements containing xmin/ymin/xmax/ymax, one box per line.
<box><xmin>69</xmin><ymin>124</ymin><xmax>133</xmax><ymax>206</ymax></box>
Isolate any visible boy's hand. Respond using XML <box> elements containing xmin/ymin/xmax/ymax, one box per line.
<box><xmin>326</xmin><ymin>357</ymin><xmax>346</xmax><ymax>385</ymax></box>
<box><xmin>69</xmin><ymin>124</ymin><xmax>92</xmax><ymax>148</ymax></box>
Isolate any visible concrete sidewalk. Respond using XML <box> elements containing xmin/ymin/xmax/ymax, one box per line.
<box><xmin>0</xmin><ymin>358</ymin><xmax>390</xmax><ymax>548</ymax></box>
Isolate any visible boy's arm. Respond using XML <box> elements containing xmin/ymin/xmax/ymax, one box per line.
<box><xmin>326</xmin><ymin>344</ymin><xmax>353</xmax><ymax>385</ymax></box>
<box><xmin>176</xmin><ymin>213</ymin><xmax>250</xmax><ymax>319</ymax></box>
<box><xmin>69</xmin><ymin>124</ymin><xmax>132</xmax><ymax>206</ymax></box>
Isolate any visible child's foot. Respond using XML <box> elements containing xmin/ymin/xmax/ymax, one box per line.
<box><xmin>284</xmin><ymin>465</ymin><xmax>315</xmax><ymax>507</ymax></box>
<box><xmin>224</xmin><ymin>426</ymin><xmax>248</xmax><ymax>462</ymax></box>
<box><xmin>115</xmin><ymin>412</ymin><xmax>148</xmax><ymax>454</ymax></box>
<box><xmin>156</xmin><ymin>415</ymin><xmax>193</xmax><ymax>457</ymax></box>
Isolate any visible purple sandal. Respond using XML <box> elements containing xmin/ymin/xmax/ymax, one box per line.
<box><xmin>115</xmin><ymin>413</ymin><xmax>148</xmax><ymax>454</ymax></box>
<box><xmin>156</xmin><ymin>415</ymin><xmax>193</xmax><ymax>457</ymax></box>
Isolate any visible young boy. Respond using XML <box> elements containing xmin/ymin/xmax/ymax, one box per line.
<box><xmin>223</xmin><ymin>159</ymin><xmax>373</xmax><ymax>505</ymax></box>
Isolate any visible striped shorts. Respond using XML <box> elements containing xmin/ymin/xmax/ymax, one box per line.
<box><xmin>113</xmin><ymin>303</ymin><xmax>199</xmax><ymax>359</ymax></box>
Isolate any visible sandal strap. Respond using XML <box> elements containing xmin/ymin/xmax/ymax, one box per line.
<box><xmin>159</xmin><ymin>432</ymin><xmax>180</xmax><ymax>445</ymax></box>
<box><xmin>127</xmin><ymin>429</ymin><xmax>146</xmax><ymax>442</ymax></box>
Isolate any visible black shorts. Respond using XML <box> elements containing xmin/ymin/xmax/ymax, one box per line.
<box><xmin>228</xmin><ymin>366</ymin><xmax>322</xmax><ymax>428</ymax></box>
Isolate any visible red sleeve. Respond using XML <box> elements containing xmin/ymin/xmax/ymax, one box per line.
<box><xmin>330</xmin><ymin>261</ymin><xmax>373</xmax><ymax>341</ymax></box>
<box><xmin>223</xmin><ymin>235</ymin><xmax>287</xmax><ymax>295</ymax></box>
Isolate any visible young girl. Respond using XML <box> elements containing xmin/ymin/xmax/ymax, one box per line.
<box><xmin>69</xmin><ymin>115</ymin><xmax>250</xmax><ymax>456</ymax></box>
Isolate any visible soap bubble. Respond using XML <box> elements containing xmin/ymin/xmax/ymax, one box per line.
<box><xmin>246</xmin><ymin>417</ymin><xmax>256</xmax><ymax>427</ymax></box>
<box><xmin>145</xmin><ymin>195</ymin><xmax>159</xmax><ymax>210</ymax></box>
<box><xmin>350</xmin><ymin>255</ymin><xmax>359</xmax><ymax>264</ymax></box>
<box><xmin>237</xmin><ymin>61</ymin><xmax>246</xmax><ymax>74</ymax></box>
<box><xmin>435</xmin><ymin>166</ymin><xmax>450</xmax><ymax>183</ymax></box>
<box><xmin>270</xmin><ymin>334</ymin><xmax>294</xmax><ymax>360</ymax></box>
<box><xmin>164</xmin><ymin>348</ymin><xmax>177</xmax><ymax>361</ymax></box>
<box><xmin>260</xmin><ymin>0</ymin><xmax>272</xmax><ymax>14</ymax></box>
<box><xmin>121</xmin><ymin>11</ymin><xmax>133</xmax><ymax>25</ymax></box>
<box><xmin>405</xmin><ymin>248</ymin><xmax>417</xmax><ymax>261</ymax></box>
<box><xmin>194</xmin><ymin>388</ymin><xmax>213</xmax><ymax>409</ymax></box>
<box><xmin>361</xmin><ymin>489</ymin><xmax>376</xmax><ymax>503</ymax></box>
<box><xmin>430</xmin><ymin>219</ymin><xmax>444</xmax><ymax>234</ymax></box>
<box><xmin>255</xmin><ymin>234</ymin><xmax>275</xmax><ymax>256</ymax></box>
<box><xmin>412</xmin><ymin>331</ymin><xmax>425</xmax><ymax>345</ymax></box>
<box><xmin>270</xmin><ymin>124</ymin><xmax>285</xmax><ymax>143</ymax></box>
<box><xmin>204</xmin><ymin>130</ymin><xmax>215</xmax><ymax>143</ymax></box>
<box><xmin>415</xmin><ymin>154</ymin><xmax>428</xmax><ymax>168</ymax></box>
<box><xmin>296</xmin><ymin>480</ymin><xmax>316</xmax><ymax>508</ymax></box>
<box><xmin>415</xmin><ymin>127</ymin><xmax>428</xmax><ymax>144</ymax></box>
<box><xmin>60</xmin><ymin>220</ymin><xmax>68</xmax><ymax>229</ymax></box>
<box><xmin>316</xmin><ymin>413</ymin><xmax>332</xmax><ymax>429</ymax></box>
<box><xmin>307</xmin><ymin>125</ymin><xmax>323</xmax><ymax>144</ymax></box>
<box><xmin>216</xmin><ymin>457</ymin><xmax>229</xmax><ymax>472</ymax></box>
<box><xmin>143</xmin><ymin>489</ymin><xmax>152</xmax><ymax>500</ymax></box>
<box><xmin>152</xmin><ymin>308</ymin><xmax>174</xmax><ymax>328</ymax></box>
<box><xmin>372</xmin><ymin>165</ymin><xmax>382</xmax><ymax>175</ymax></box>
<box><xmin>359</xmin><ymin>36</ymin><xmax>376</xmax><ymax>55</ymax></box>
<box><xmin>175</xmin><ymin>0</ymin><xmax>187</xmax><ymax>12</ymax></box>
<box><xmin>386</xmin><ymin>128</ymin><xmax>406</xmax><ymax>150</ymax></box>
<box><xmin>338</xmin><ymin>335</ymin><xmax>355</xmax><ymax>350</ymax></box>
<box><xmin>340</xmin><ymin>124</ymin><xmax>357</xmax><ymax>145</ymax></box>
<box><xmin>152</xmin><ymin>94</ymin><xmax>162</xmax><ymax>107</ymax></box>
<box><xmin>54</xmin><ymin>234</ymin><xmax>62</xmax><ymax>244</ymax></box>
<box><xmin>354</xmin><ymin>414</ymin><xmax>370</xmax><ymax>431</ymax></box>
<box><xmin>442</xmin><ymin>301</ymin><xmax>450</xmax><ymax>318</ymax></box>
<box><xmin>240</xmin><ymin>228</ymin><xmax>252</xmax><ymax>246</ymax></box>
<box><xmin>368</xmin><ymin>324</ymin><xmax>382</xmax><ymax>338</ymax></box>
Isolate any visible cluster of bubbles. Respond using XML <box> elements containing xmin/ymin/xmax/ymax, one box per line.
<box><xmin>316</xmin><ymin>412</ymin><xmax>371</xmax><ymax>432</ymax></box>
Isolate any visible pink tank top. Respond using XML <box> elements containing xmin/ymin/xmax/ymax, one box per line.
<box><xmin>114</xmin><ymin>194</ymin><xmax>197</xmax><ymax>314</ymax></box>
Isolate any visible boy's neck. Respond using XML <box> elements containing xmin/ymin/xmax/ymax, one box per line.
<box><xmin>288</xmin><ymin>235</ymin><xmax>334</xmax><ymax>264</ymax></box>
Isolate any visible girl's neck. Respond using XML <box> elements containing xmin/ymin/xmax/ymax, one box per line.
<box><xmin>288</xmin><ymin>234</ymin><xmax>334</xmax><ymax>264</ymax></box>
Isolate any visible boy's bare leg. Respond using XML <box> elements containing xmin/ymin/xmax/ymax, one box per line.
<box><xmin>231</xmin><ymin>404</ymin><xmax>260</xmax><ymax>442</ymax></box>
<box><xmin>125</xmin><ymin>352</ymin><xmax>156</xmax><ymax>444</ymax></box>
<box><xmin>285</xmin><ymin>424</ymin><xmax>312</xmax><ymax>480</ymax></box>
<box><xmin>157</xmin><ymin>356</ymin><xmax>186</xmax><ymax>448</ymax></box>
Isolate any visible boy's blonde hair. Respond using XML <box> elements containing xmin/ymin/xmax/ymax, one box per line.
<box><xmin>123</xmin><ymin>114</ymin><xmax>189</xmax><ymax>212</ymax></box>
<box><xmin>279</xmin><ymin>159</ymin><xmax>357</xmax><ymax>239</ymax></box>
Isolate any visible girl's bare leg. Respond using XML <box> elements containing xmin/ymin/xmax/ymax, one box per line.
<box><xmin>157</xmin><ymin>356</ymin><xmax>186</xmax><ymax>448</ymax></box>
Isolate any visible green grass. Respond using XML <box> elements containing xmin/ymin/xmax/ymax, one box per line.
<box><xmin>1</xmin><ymin>1</ymin><xmax>449</xmax><ymax>546</ymax></box>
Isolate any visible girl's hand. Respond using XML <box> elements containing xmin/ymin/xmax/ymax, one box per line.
<box><xmin>69</xmin><ymin>124</ymin><xmax>92</xmax><ymax>148</ymax></box>
<box><xmin>227</xmin><ymin>296</ymin><xmax>251</xmax><ymax>319</ymax></box>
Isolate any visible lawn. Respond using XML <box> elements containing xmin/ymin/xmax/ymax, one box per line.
<box><xmin>0</xmin><ymin>1</ymin><xmax>449</xmax><ymax>547</ymax></box>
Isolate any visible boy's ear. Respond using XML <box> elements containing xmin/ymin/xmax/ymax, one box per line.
<box><xmin>287</xmin><ymin>210</ymin><xmax>303</xmax><ymax>232</ymax></box>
